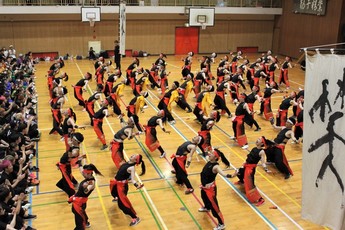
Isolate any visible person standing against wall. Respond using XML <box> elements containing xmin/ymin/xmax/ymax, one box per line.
<box><xmin>114</xmin><ymin>40</ymin><xmax>121</xmax><ymax>70</ymax></box>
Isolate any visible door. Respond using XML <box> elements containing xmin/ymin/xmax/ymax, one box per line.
<box><xmin>175</xmin><ymin>27</ymin><xmax>199</xmax><ymax>55</ymax></box>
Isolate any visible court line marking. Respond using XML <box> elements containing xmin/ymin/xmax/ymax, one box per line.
<box><xmin>34</xmin><ymin>173</ymin><xmax>220</xmax><ymax>197</ymax></box>
<box><xmin>74</xmin><ymin>61</ymin><xmax>167</xmax><ymax>230</ymax></box>
<box><xmin>144</xmin><ymin>92</ymin><xmax>277</xmax><ymax>229</ymax></box>
<box><xmin>34</xmin><ymin>186</ymin><xmax>172</xmax><ymax>207</ymax></box>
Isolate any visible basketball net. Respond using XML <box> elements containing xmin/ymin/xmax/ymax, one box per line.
<box><xmin>201</xmin><ymin>23</ymin><xmax>206</xmax><ymax>30</ymax></box>
<box><xmin>89</xmin><ymin>19</ymin><xmax>95</xmax><ymax>27</ymax></box>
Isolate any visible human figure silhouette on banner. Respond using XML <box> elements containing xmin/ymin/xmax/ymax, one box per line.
<box><xmin>309</xmin><ymin>79</ymin><xmax>332</xmax><ymax>123</ymax></box>
<box><xmin>334</xmin><ymin>68</ymin><xmax>345</xmax><ymax>109</ymax></box>
<box><xmin>308</xmin><ymin>111</ymin><xmax>345</xmax><ymax>205</ymax></box>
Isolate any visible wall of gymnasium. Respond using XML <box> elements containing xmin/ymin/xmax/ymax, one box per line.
<box><xmin>340</xmin><ymin>1</ymin><xmax>345</xmax><ymax>44</ymax></box>
<box><xmin>278</xmin><ymin>1</ymin><xmax>344</xmax><ymax>59</ymax></box>
<box><xmin>0</xmin><ymin>14</ymin><xmax>274</xmax><ymax>57</ymax></box>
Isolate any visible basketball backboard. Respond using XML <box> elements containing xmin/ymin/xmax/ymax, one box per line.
<box><xmin>188</xmin><ymin>8</ymin><xmax>215</xmax><ymax>27</ymax></box>
<box><xmin>81</xmin><ymin>7</ymin><xmax>101</xmax><ymax>22</ymax></box>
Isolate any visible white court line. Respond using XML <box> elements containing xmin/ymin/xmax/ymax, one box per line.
<box><xmin>290</xmin><ymin>80</ymin><xmax>304</xmax><ymax>87</ymax></box>
<box><xmin>258</xmin><ymin>188</ymin><xmax>304</xmax><ymax>230</ymax></box>
<box><xmin>74</xmin><ymin>61</ymin><xmax>168</xmax><ymax>230</ymax></box>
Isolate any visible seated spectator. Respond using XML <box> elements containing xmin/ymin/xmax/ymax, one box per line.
<box><xmin>0</xmin><ymin>185</ymin><xmax>36</xmax><ymax>230</ymax></box>
<box><xmin>88</xmin><ymin>47</ymin><xmax>96</xmax><ymax>60</ymax></box>
<box><xmin>0</xmin><ymin>204</ymin><xmax>17</xmax><ymax>230</ymax></box>
<box><xmin>0</xmin><ymin>48</ymin><xmax>38</xmax><ymax>230</ymax></box>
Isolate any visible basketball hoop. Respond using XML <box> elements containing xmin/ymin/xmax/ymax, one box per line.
<box><xmin>86</xmin><ymin>12</ymin><xmax>96</xmax><ymax>27</ymax></box>
<box><xmin>89</xmin><ymin>18</ymin><xmax>95</xmax><ymax>27</ymax></box>
<box><xmin>201</xmin><ymin>23</ymin><xmax>206</xmax><ymax>30</ymax></box>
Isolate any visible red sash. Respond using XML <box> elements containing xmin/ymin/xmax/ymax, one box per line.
<box><xmin>144</xmin><ymin>126</ymin><xmax>160</xmax><ymax>152</ymax></box>
<box><xmin>243</xmin><ymin>163</ymin><xmax>262</xmax><ymax>203</ymax></box>
<box><xmin>171</xmin><ymin>154</ymin><xmax>187</xmax><ymax>174</ymax></box>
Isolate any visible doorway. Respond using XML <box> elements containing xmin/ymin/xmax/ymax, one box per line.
<box><xmin>175</xmin><ymin>27</ymin><xmax>199</xmax><ymax>55</ymax></box>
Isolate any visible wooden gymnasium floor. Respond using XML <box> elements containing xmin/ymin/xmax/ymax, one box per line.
<box><xmin>31</xmin><ymin>54</ymin><xmax>325</xmax><ymax>230</ymax></box>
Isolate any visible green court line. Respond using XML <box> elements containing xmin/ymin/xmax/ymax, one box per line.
<box><xmin>139</xmin><ymin>190</ymin><xmax>163</xmax><ymax>230</ymax></box>
<box><xmin>33</xmin><ymin>186</ymin><xmax>171</xmax><ymax>207</ymax></box>
<box><xmin>135</xmin><ymin>140</ymin><xmax>202</xmax><ymax>229</ymax></box>
<box><xmin>36</xmin><ymin>147</ymin><xmax>143</xmax><ymax>159</ymax></box>
<box><xmin>38</xmin><ymin>145</ymin><xmax>140</xmax><ymax>153</ymax></box>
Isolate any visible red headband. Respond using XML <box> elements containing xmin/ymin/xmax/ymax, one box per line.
<box><xmin>239</xmin><ymin>94</ymin><xmax>246</xmax><ymax>99</ymax></box>
<box><xmin>213</xmin><ymin>150</ymin><xmax>220</xmax><ymax>158</ymax></box>
<box><xmin>83</xmin><ymin>169</ymin><xmax>93</xmax><ymax>174</ymax></box>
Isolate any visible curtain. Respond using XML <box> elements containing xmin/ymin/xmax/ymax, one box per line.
<box><xmin>302</xmin><ymin>53</ymin><xmax>345</xmax><ymax>229</ymax></box>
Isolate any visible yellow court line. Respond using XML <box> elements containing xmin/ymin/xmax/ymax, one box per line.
<box><xmin>65</xmin><ymin>90</ymin><xmax>113</xmax><ymax>230</ymax></box>
<box><xmin>81</xmin><ymin>142</ymin><xmax>113</xmax><ymax>230</ymax></box>
<box><xmin>72</xmin><ymin>61</ymin><xmax>169</xmax><ymax>230</ymax></box>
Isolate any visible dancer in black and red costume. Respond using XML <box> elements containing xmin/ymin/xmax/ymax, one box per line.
<box><xmin>110</xmin><ymin>154</ymin><xmax>145</xmax><ymax>227</ymax></box>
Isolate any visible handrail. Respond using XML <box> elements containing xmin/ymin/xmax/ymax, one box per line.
<box><xmin>1</xmin><ymin>0</ymin><xmax>282</xmax><ymax>8</ymax></box>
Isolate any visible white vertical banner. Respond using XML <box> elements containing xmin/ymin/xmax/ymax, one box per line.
<box><xmin>119</xmin><ymin>2</ymin><xmax>126</xmax><ymax>56</ymax></box>
<box><xmin>302</xmin><ymin>53</ymin><xmax>345</xmax><ymax>229</ymax></box>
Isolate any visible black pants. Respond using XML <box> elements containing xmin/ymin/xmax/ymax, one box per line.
<box><xmin>172</xmin><ymin>158</ymin><xmax>193</xmax><ymax>189</ymax></box>
<box><xmin>115</xmin><ymin>55</ymin><xmax>121</xmax><ymax>70</ymax></box>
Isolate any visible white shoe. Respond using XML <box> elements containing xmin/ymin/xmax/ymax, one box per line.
<box><xmin>159</xmin><ymin>152</ymin><xmax>166</xmax><ymax>158</ymax></box>
<box><xmin>25</xmin><ymin>186</ymin><xmax>34</xmax><ymax>194</ymax></box>
<box><xmin>169</xmin><ymin>120</ymin><xmax>176</xmax><ymax>125</ymax></box>
<box><xmin>241</xmin><ymin>144</ymin><xmax>249</xmax><ymax>149</ymax></box>
<box><xmin>22</xmin><ymin>203</ymin><xmax>31</xmax><ymax>210</ymax></box>
<box><xmin>229</xmin><ymin>136</ymin><xmax>236</xmax><ymax>140</ymax></box>
<box><xmin>213</xmin><ymin>224</ymin><xmax>226</xmax><ymax>230</ymax></box>
<box><xmin>198</xmin><ymin>207</ymin><xmax>210</xmax><ymax>212</ymax></box>
<box><xmin>143</xmin><ymin>105</ymin><xmax>148</xmax><ymax>109</ymax></box>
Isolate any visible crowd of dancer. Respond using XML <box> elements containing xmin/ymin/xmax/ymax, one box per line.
<box><xmin>45</xmin><ymin>48</ymin><xmax>304</xmax><ymax>230</ymax></box>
